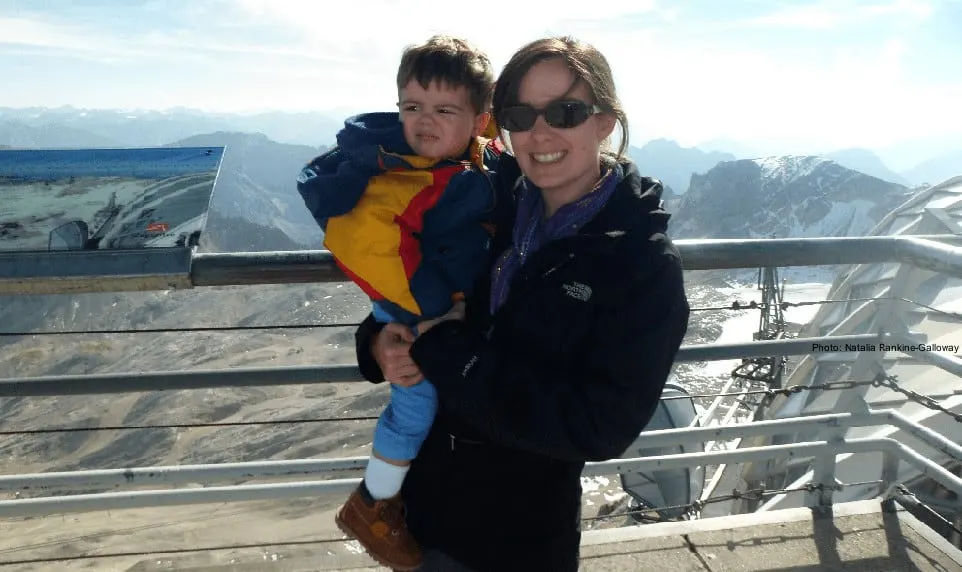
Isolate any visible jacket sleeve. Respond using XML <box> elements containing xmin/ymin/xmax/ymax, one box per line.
<box><xmin>409</xmin><ymin>245</ymin><xmax>690</xmax><ymax>463</ymax></box>
<box><xmin>354</xmin><ymin>313</ymin><xmax>388</xmax><ymax>384</ymax></box>
<box><xmin>296</xmin><ymin>147</ymin><xmax>379</xmax><ymax>224</ymax></box>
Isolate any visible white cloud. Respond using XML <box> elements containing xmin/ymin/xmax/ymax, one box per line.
<box><xmin>741</xmin><ymin>0</ymin><xmax>935</xmax><ymax>30</ymax></box>
<box><xmin>1</xmin><ymin>1</ymin><xmax>960</xmax><ymax>152</ymax></box>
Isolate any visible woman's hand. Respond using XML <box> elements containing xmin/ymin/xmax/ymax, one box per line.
<box><xmin>372</xmin><ymin>323</ymin><xmax>424</xmax><ymax>387</ymax></box>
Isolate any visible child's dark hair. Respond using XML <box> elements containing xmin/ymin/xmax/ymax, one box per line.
<box><xmin>396</xmin><ymin>35</ymin><xmax>494</xmax><ymax>114</ymax></box>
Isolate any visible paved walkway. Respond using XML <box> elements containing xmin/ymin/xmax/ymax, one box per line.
<box><xmin>133</xmin><ymin>499</ymin><xmax>962</xmax><ymax>571</ymax></box>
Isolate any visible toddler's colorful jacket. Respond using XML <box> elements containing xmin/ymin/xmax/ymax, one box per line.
<box><xmin>297</xmin><ymin>112</ymin><xmax>501</xmax><ymax>323</ymax></box>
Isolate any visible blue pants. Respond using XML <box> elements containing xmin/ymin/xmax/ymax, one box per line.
<box><xmin>371</xmin><ymin>303</ymin><xmax>438</xmax><ymax>461</ymax></box>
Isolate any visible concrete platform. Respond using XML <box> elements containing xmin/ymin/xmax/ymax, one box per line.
<box><xmin>578</xmin><ymin>499</ymin><xmax>962</xmax><ymax>571</ymax></box>
<box><xmin>2</xmin><ymin>500</ymin><xmax>959</xmax><ymax>571</ymax></box>
<box><xmin>116</xmin><ymin>500</ymin><xmax>962</xmax><ymax>571</ymax></box>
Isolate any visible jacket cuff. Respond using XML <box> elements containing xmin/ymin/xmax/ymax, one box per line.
<box><xmin>409</xmin><ymin>320</ymin><xmax>480</xmax><ymax>391</ymax></box>
<box><xmin>354</xmin><ymin>313</ymin><xmax>388</xmax><ymax>383</ymax></box>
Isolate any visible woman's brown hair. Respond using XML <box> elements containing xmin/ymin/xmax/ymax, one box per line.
<box><xmin>492</xmin><ymin>36</ymin><xmax>629</xmax><ymax>159</ymax></box>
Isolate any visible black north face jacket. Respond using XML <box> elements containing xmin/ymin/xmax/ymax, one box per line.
<box><xmin>354</xmin><ymin>156</ymin><xmax>690</xmax><ymax>571</ymax></box>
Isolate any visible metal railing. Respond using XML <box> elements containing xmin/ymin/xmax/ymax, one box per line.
<box><xmin>0</xmin><ymin>409</ymin><xmax>960</xmax><ymax>519</ymax></box>
<box><xmin>3</xmin><ymin>235</ymin><xmax>962</xmax><ymax>295</ymax></box>
<box><xmin>1</xmin><ymin>235</ymin><xmax>961</xmax><ymax>541</ymax></box>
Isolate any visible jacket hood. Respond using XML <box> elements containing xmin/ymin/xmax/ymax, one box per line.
<box><xmin>338</xmin><ymin>112</ymin><xmax>411</xmax><ymax>153</ymax></box>
<box><xmin>580</xmin><ymin>158</ymin><xmax>670</xmax><ymax>239</ymax></box>
<box><xmin>335</xmin><ymin>112</ymin><xmax>419</xmax><ymax>170</ymax></box>
<box><xmin>336</xmin><ymin>111</ymin><xmax>493</xmax><ymax>172</ymax></box>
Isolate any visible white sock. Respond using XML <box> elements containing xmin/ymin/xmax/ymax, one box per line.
<box><xmin>364</xmin><ymin>456</ymin><xmax>410</xmax><ymax>500</ymax></box>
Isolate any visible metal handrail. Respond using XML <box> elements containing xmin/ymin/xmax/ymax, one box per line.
<box><xmin>0</xmin><ymin>333</ymin><xmax>884</xmax><ymax>396</ymax></box>
<box><xmin>0</xmin><ymin>235</ymin><xmax>960</xmax><ymax>536</ymax></box>
<box><xmin>3</xmin><ymin>235</ymin><xmax>962</xmax><ymax>295</ymax></box>
<box><xmin>3</xmin><ymin>409</ymin><xmax>957</xmax><ymax>495</ymax></box>
<box><xmin>0</xmin><ymin>433</ymin><xmax>960</xmax><ymax>519</ymax></box>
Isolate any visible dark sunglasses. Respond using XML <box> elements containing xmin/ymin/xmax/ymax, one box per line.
<box><xmin>497</xmin><ymin>100</ymin><xmax>601</xmax><ymax>132</ymax></box>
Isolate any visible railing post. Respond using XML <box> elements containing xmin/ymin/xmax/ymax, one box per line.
<box><xmin>806</xmin><ymin>426</ymin><xmax>845</xmax><ymax>508</ymax></box>
<box><xmin>879</xmin><ymin>448</ymin><xmax>901</xmax><ymax>512</ymax></box>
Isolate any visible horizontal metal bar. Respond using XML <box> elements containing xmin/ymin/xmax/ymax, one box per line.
<box><xmin>888</xmin><ymin>439</ymin><xmax>962</xmax><ymax>499</ymax></box>
<box><xmin>190</xmin><ymin>250</ymin><xmax>342</xmax><ymax>287</ymax></box>
<box><xmin>0</xmin><ymin>412</ymin><xmax>876</xmax><ymax>493</ymax></box>
<box><xmin>627</xmin><ymin>410</ymin><xmax>883</xmax><ymax>449</ymax></box>
<box><xmin>0</xmin><ymin>248</ymin><xmax>193</xmax><ymax>295</ymax></box>
<box><xmin>884</xmin><ymin>410</ymin><xmax>962</xmax><ymax>463</ymax></box>
<box><xmin>7</xmin><ymin>410</ymin><xmax>960</xmax><ymax>497</ymax></box>
<box><xmin>0</xmin><ymin>478</ymin><xmax>362</xmax><ymax>518</ymax></box>
<box><xmin>4</xmin><ymin>235</ymin><xmax>962</xmax><ymax>295</ymax></box>
<box><xmin>897</xmin><ymin>237</ymin><xmax>962</xmax><ymax>279</ymax></box>
<box><xmin>4</xmin><ymin>437</ymin><xmax>961</xmax><ymax>518</ymax></box>
<box><xmin>676</xmin><ymin>234</ymin><xmax>962</xmax><ymax>272</ymax></box>
<box><xmin>886</xmin><ymin>333</ymin><xmax>962</xmax><ymax>378</ymax></box>
<box><xmin>0</xmin><ymin>334</ymin><xmax>883</xmax><ymax>396</ymax></box>
<box><xmin>676</xmin><ymin>333</ymin><xmax>881</xmax><ymax>362</ymax></box>
<box><xmin>0</xmin><ymin>364</ymin><xmax>362</xmax><ymax>397</ymax></box>
<box><xmin>0</xmin><ymin>457</ymin><xmax>367</xmax><ymax>493</ymax></box>
<box><xmin>629</xmin><ymin>409</ymin><xmax>962</xmax><ymax>465</ymax></box>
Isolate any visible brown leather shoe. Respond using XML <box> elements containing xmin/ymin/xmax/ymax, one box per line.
<box><xmin>335</xmin><ymin>483</ymin><xmax>423</xmax><ymax>571</ymax></box>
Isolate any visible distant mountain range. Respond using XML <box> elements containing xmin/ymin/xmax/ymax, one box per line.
<box><xmin>0</xmin><ymin>106</ymin><xmax>957</xmax><ymax>253</ymax></box>
<box><xmin>0</xmin><ymin>106</ymin><xmax>340</xmax><ymax>148</ymax></box>
<box><xmin>2</xmin><ymin>106</ymin><xmax>959</xmax><ymax>194</ymax></box>
<box><xmin>670</xmin><ymin>156</ymin><xmax>916</xmax><ymax>240</ymax></box>
<box><xmin>629</xmin><ymin>138</ymin><xmax>960</xmax><ymax>194</ymax></box>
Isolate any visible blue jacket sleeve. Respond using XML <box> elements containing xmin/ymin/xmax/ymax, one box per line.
<box><xmin>408</xmin><ymin>244</ymin><xmax>690</xmax><ymax>463</ymax></box>
<box><xmin>296</xmin><ymin>147</ymin><xmax>379</xmax><ymax>225</ymax></box>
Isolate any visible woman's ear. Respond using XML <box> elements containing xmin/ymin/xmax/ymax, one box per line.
<box><xmin>596</xmin><ymin>113</ymin><xmax>616</xmax><ymax>142</ymax></box>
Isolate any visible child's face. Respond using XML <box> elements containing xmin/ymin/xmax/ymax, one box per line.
<box><xmin>398</xmin><ymin>79</ymin><xmax>490</xmax><ymax>160</ymax></box>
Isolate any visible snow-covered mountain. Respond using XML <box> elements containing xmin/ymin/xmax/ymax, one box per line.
<box><xmin>670</xmin><ymin>156</ymin><xmax>916</xmax><ymax>240</ymax></box>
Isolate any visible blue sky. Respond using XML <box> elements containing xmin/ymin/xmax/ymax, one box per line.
<box><xmin>1</xmin><ymin>0</ymin><xmax>960</xmax><ymax>154</ymax></box>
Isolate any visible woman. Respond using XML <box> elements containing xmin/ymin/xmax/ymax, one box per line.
<box><xmin>352</xmin><ymin>36</ymin><xmax>690</xmax><ymax>571</ymax></box>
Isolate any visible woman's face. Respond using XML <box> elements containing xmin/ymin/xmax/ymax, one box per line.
<box><xmin>508</xmin><ymin>58</ymin><xmax>616</xmax><ymax>206</ymax></box>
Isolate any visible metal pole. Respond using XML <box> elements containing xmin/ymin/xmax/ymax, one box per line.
<box><xmin>885</xmin><ymin>333</ymin><xmax>962</xmax><ymax>378</ymax></box>
<box><xmin>190</xmin><ymin>250</ymin><xmax>343</xmax><ymax>286</ymax></box>
<box><xmin>5</xmin><ymin>235</ymin><xmax>962</xmax><ymax>296</ymax></box>
<box><xmin>0</xmin><ymin>364</ymin><xmax>362</xmax><ymax>397</ymax></box>
<box><xmin>9</xmin><ymin>409</ymin><xmax>961</xmax><ymax>496</ymax></box>
<box><xmin>3</xmin><ymin>437</ymin><xmax>960</xmax><ymax>518</ymax></box>
<box><xmin>0</xmin><ymin>248</ymin><xmax>192</xmax><ymax>295</ymax></box>
<box><xmin>887</xmin><ymin>439</ymin><xmax>962</xmax><ymax>499</ymax></box>
<box><xmin>0</xmin><ymin>457</ymin><xmax>368</xmax><ymax>493</ymax></box>
<box><xmin>0</xmin><ymin>478</ymin><xmax>361</xmax><ymax>518</ymax></box>
<box><xmin>897</xmin><ymin>237</ymin><xmax>962</xmax><ymax>279</ymax></box>
<box><xmin>674</xmin><ymin>235</ymin><xmax>962</xmax><ymax>272</ymax></box>
<box><xmin>884</xmin><ymin>410</ymin><xmax>962</xmax><ymax>462</ymax></box>
<box><xmin>675</xmin><ymin>333</ymin><xmax>881</xmax><ymax>363</ymax></box>
<box><xmin>0</xmin><ymin>334</ymin><xmax>882</xmax><ymax>397</ymax></box>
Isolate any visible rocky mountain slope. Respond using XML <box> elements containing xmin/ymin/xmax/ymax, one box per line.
<box><xmin>669</xmin><ymin>156</ymin><xmax>916</xmax><ymax>240</ymax></box>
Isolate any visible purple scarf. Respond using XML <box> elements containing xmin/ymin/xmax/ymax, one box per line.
<box><xmin>490</xmin><ymin>165</ymin><xmax>622</xmax><ymax>314</ymax></box>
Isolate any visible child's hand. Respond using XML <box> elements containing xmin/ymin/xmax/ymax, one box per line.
<box><xmin>416</xmin><ymin>300</ymin><xmax>466</xmax><ymax>336</ymax></box>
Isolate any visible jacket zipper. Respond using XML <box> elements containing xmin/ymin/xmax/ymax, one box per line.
<box><xmin>514</xmin><ymin>251</ymin><xmax>576</xmax><ymax>301</ymax></box>
<box><xmin>486</xmin><ymin>252</ymin><xmax>576</xmax><ymax>340</ymax></box>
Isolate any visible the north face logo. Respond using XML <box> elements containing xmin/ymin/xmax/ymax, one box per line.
<box><xmin>562</xmin><ymin>282</ymin><xmax>592</xmax><ymax>302</ymax></box>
